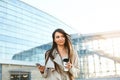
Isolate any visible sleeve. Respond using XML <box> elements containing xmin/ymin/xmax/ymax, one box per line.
<box><xmin>40</xmin><ymin>51</ymin><xmax>49</xmax><ymax>78</ymax></box>
<box><xmin>69</xmin><ymin>50</ymin><xmax>80</xmax><ymax>78</ymax></box>
<box><xmin>40</xmin><ymin>68</ymin><xmax>49</xmax><ymax>78</ymax></box>
<box><xmin>40</xmin><ymin>50</ymin><xmax>55</xmax><ymax>78</ymax></box>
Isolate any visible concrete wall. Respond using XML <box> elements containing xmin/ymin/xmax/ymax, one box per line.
<box><xmin>2</xmin><ymin>64</ymin><xmax>42</xmax><ymax>80</ymax></box>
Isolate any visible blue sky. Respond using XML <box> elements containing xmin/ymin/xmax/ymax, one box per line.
<box><xmin>20</xmin><ymin>0</ymin><xmax>120</xmax><ymax>34</ymax></box>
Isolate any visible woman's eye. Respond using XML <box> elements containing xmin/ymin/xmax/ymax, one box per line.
<box><xmin>56</xmin><ymin>36</ymin><xmax>60</xmax><ymax>38</ymax></box>
<box><xmin>55</xmin><ymin>35</ymin><xmax>65</xmax><ymax>39</ymax></box>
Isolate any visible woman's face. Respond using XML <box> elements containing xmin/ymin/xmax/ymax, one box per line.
<box><xmin>54</xmin><ymin>32</ymin><xmax>65</xmax><ymax>46</ymax></box>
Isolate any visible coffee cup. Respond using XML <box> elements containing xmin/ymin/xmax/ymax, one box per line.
<box><xmin>63</xmin><ymin>58</ymin><xmax>69</xmax><ymax>71</ymax></box>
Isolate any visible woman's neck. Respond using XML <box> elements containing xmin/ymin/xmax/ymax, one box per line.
<box><xmin>57</xmin><ymin>46</ymin><xmax>67</xmax><ymax>57</ymax></box>
<box><xmin>57</xmin><ymin>45</ymin><xmax>65</xmax><ymax>51</ymax></box>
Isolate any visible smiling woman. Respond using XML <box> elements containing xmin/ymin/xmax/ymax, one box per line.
<box><xmin>37</xmin><ymin>28</ymin><xmax>80</xmax><ymax>80</ymax></box>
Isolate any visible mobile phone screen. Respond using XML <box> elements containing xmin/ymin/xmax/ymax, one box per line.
<box><xmin>36</xmin><ymin>63</ymin><xmax>41</xmax><ymax>66</ymax></box>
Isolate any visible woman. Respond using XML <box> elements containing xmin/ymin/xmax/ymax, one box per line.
<box><xmin>37</xmin><ymin>28</ymin><xmax>80</xmax><ymax>80</ymax></box>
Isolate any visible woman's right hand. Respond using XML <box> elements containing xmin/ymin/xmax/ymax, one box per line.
<box><xmin>37</xmin><ymin>65</ymin><xmax>45</xmax><ymax>73</ymax></box>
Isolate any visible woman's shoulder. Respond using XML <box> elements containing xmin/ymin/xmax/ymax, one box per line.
<box><xmin>45</xmin><ymin>49</ymin><xmax>51</xmax><ymax>55</ymax></box>
<box><xmin>45</xmin><ymin>48</ymin><xmax>57</xmax><ymax>57</ymax></box>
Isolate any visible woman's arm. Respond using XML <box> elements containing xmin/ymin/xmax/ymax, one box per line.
<box><xmin>40</xmin><ymin>50</ymin><xmax>54</xmax><ymax>78</ymax></box>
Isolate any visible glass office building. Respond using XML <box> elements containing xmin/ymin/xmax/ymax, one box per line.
<box><xmin>0</xmin><ymin>0</ymin><xmax>76</xmax><ymax>62</ymax></box>
<box><xmin>0</xmin><ymin>0</ymin><xmax>76</xmax><ymax>80</ymax></box>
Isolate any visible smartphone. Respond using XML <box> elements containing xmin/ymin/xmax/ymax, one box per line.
<box><xmin>36</xmin><ymin>63</ymin><xmax>42</xmax><ymax>67</ymax></box>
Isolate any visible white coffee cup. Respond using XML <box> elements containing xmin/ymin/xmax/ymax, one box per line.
<box><xmin>63</xmin><ymin>58</ymin><xmax>69</xmax><ymax>71</ymax></box>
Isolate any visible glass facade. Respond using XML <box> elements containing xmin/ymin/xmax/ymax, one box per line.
<box><xmin>0</xmin><ymin>0</ymin><xmax>76</xmax><ymax>64</ymax></box>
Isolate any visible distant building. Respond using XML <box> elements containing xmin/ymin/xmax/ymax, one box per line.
<box><xmin>73</xmin><ymin>31</ymin><xmax>120</xmax><ymax>80</ymax></box>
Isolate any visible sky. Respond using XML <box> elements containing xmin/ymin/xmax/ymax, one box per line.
<box><xmin>20</xmin><ymin>0</ymin><xmax>120</xmax><ymax>34</ymax></box>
